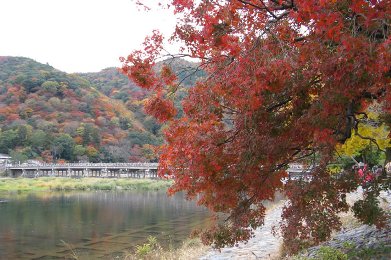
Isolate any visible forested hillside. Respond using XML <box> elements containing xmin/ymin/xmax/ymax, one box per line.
<box><xmin>79</xmin><ymin>58</ymin><xmax>205</xmax><ymax>119</ymax></box>
<box><xmin>0</xmin><ymin>56</ymin><xmax>164</xmax><ymax>163</ymax></box>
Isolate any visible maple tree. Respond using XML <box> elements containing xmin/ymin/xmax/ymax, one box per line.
<box><xmin>121</xmin><ymin>0</ymin><xmax>391</xmax><ymax>254</ymax></box>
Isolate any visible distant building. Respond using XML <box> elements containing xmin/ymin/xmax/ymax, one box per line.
<box><xmin>0</xmin><ymin>154</ymin><xmax>11</xmax><ymax>174</ymax></box>
<box><xmin>286</xmin><ymin>163</ymin><xmax>313</xmax><ymax>180</ymax></box>
<box><xmin>0</xmin><ymin>154</ymin><xmax>11</xmax><ymax>164</ymax></box>
<box><xmin>26</xmin><ymin>160</ymin><xmax>42</xmax><ymax>166</ymax></box>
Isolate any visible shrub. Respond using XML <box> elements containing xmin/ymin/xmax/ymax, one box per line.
<box><xmin>317</xmin><ymin>246</ymin><xmax>348</xmax><ymax>260</ymax></box>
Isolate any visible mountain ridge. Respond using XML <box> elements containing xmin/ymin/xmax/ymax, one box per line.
<box><xmin>0</xmin><ymin>56</ymin><xmax>161</xmax><ymax>163</ymax></box>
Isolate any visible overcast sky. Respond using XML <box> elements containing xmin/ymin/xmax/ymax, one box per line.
<box><xmin>0</xmin><ymin>0</ymin><xmax>177</xmax><ymax>73</ymax></box>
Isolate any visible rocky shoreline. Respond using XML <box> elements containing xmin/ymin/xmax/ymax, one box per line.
<box><xmin>199</xmin><ymin>190</ymin><xmax>390</xmax><ymax>260</ymax></box>
<box><xmin>297</xmin><ymin>191</ymin><xmax>390</xmax><ymax>260</ymax></box>
<box><xmin>298</xmin><ymin>219</ymin><xmax>391</xmax><ymax>259</ymax></box>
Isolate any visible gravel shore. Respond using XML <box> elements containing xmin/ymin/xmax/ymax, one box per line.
<box><xmin>200</xmin><ymin>204</ymin><xmax>283</xmax><ymax>260</ymax></box>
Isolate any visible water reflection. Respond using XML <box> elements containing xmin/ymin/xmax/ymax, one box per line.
<box><xmin>0</xmin><ymin>191</ymin><xmax>209</xmax><ymax>259</ymax></box>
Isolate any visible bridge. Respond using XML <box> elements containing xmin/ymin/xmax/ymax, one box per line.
<box><xmin>4</xmin><ymin>162</ymin><xmax>312</xmax><ymax>179</ymax></box>
<box><xmin>5</xmin><ymin>162</ymin><xmax>159</xmax><ymax>179</ymax></box>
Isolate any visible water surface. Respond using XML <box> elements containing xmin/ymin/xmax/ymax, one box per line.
<box><xmin>0</xmin><ymin>191</ymin><xmax>209</xmax><ymax>259</ymax></box>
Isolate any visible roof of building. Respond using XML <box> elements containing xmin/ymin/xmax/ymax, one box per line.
<box><xmin>0</xmin><ymin>154</ymin><xmax>11</xmax><ymax>159</ymax></box>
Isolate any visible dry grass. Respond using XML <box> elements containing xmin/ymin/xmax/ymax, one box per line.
<box><xmin>0</xmin><ymin>177</ymin><xmax>172</xmax><ymax>194</ymax></box>
<box><xmin>123</xmin><ymin>238</ymin><xmax>209</xmax><ymax>260</ymax></box>
<box><xmin>338</xmin><ymin>211</ymin><xmax>362</xmax><ymax>229</ymax></box>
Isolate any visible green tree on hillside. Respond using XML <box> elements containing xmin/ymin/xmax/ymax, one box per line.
<box><xmin>52</xmin><ymin>134</ymin><xmax>75</xmax><ymax>161</ymax></box>
<box><xmin>30</xmin><ymin>130</ymin><xmax>48</xmax><ymax>153</ymax></box>
<box><xmin>0</xmin><ymin>129</ymin><xmax>18</xmax><ymax>153</ymax></box>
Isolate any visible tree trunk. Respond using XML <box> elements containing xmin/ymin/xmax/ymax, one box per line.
<box><xmin>385</xmin><ymin>148</ymin><xmax>391</xmax><ymax>164</ymax></box>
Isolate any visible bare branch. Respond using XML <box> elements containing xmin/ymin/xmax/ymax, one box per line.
<box><xmin>259</xmin><ymin>0</ymin><xmax>278</xmax><ymax>19</ymax></box>
<box><xmin>294</xmin><ymin>36</ymin><xmax>306</xmax><ymax>42</ymax></box>
<box><xmin>237</xmin><ymin>0</ymin><xmax>266</xmax><ymax>10</ymax></box>
<box><xmin>216</xmin><ymin>130</ymin><xmax>240</xmax><ymax>146</ymax></box>
<box><xmin>267</xmin><ymin>97</ymin><xmax>293</xmax><ymax>112</ymax></box>
<box><xmin>354</xmin><ymin>130</ymin><xmax>386</xmax><ymax>152</ymax></box>
<box><xmin>220</xmin><ymin>104</ymin><xmax>239</xmax><ymax>114</ymax></box>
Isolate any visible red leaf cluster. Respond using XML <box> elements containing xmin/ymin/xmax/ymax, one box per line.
<box><xmin>144</xmin><ymin>95</ymin><xmax>177</xmax><ymax>123</ymax></box>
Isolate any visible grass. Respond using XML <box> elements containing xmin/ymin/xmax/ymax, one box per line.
<box><xmin>62</xmin><ymin>236</ymin><xmax>209</xmax><ymax>260</ymax></box>
<box><xmin>0</xmin><ymin>177</ymin><xmax>172</xmax><ymax>194</ymax></box>
<box><xmin>61</xmin><ymin>240</ymin><xmax>79</xmax><ymax>260</ymax></box>
<box><xmin>124</xmin><ymin>236</ymin><xmax>209</xmax><ymax>260</ymax></box>
<box><xmin>291</xmin><ymin>243</ymin><xmax>391</xmax><ymax>260</ymax></box>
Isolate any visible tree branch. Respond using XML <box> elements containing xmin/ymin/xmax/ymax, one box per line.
<box><xmin>354</xmin><ymin>130</ymin><xmax>385</xmax><ymax>152</ymax></box>
<box><xmin>266</xmin><ymin>97</ymin><xmax>293</xmax><ymax>112</ymax></box>
<box><xmin>259</xmin><ymin>0</ymin><xmax>278</xmax><ymax>19</ymax></box>
<box><xmin>237</xmin><ymin>0</ymin><xmax>266</xmax><ymax>11</ymax></box>
<box><xmin>216</xmin><ymin>130</ymin><xmax>240</xmax><ymax>146</ymax></box>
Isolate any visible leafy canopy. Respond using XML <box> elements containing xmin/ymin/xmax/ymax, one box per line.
<box><xmin>0</xmin><ymin>57</ymin><xmax>163</xmax><ymax>163</ymax></box>
<box><xmin>121</xmin><ymin>0</ymin><xmax>391</xmax><ymax>254</ymax></box>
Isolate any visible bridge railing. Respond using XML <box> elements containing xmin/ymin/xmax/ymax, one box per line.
<box><xmin>5</xmin><ymin>162</ymin><xmax>159</xmax><ymax>169</ymax></box>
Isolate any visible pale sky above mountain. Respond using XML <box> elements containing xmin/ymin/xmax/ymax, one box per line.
<box><xmin>0</xmin><ymin>0</ymin><xmax>177</xmax><ymax>73</ymax></box>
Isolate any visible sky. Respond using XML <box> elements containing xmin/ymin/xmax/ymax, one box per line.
<box><xmin>0</xmin><ymin>0</ymin><xmax>177</xmax><ymax>73</ymax></box>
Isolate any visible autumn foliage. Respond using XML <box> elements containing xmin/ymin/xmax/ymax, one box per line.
<box><xmin>121</xmin><ymin>0</ymin><xmax>391</xmax><ymax>254</ymax></box>
<box><xmin>0</xmin><ymin>57</ymin><xmax>161</xmax><ymax>163</ymax></box>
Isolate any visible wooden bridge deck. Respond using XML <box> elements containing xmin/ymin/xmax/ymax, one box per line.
<box><xmin>5</xmin><ymin>163</ymin><xmax>159</xmax><ymax>178</ymax></box>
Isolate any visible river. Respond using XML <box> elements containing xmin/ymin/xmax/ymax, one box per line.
<box><xmin>0</xmin><ymin>191</ymin><xmax>210</xmax><ymax>259</ymax></box>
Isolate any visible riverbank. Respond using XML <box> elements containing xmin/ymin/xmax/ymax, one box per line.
<box><xmin>122</xmin><ymin>202</ymin><xmax>284</xmax><ymax>260</ymax></box>
<box><xmin>122</xmin><ymin>237</ymin><xmax>209</xmax><ymax>260</ymax></box>
<box><xmin>0</xmin><ymin>177</ymin><xmax>172</xmax><ymax>194</ymax></box>
<box><xmin>196</xmin><ymin>190</ymin><xmax>390</xmax><ymax>260</ymax></box>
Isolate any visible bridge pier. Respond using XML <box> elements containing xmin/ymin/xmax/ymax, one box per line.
<box><xmin>150</xmin><ymin>169</ymin><xmax>158</xmax><ymax>179</ymax></box>
<box><xmin>83</xmin><ymin>168</ymin><xmax>88</xmax><ymax>177</ymax></box>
